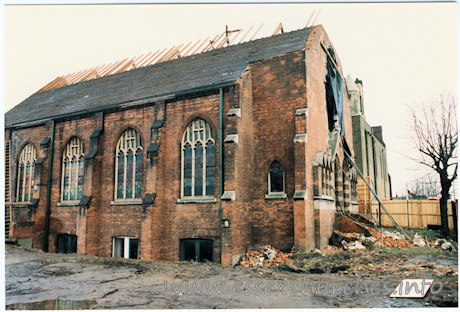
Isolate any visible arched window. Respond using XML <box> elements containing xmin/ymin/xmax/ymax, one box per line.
<box><xmin>16</xmin><ymin>143</ymin><xmax>37</xmax><ymax>202</ymax></box>
<box><xmin>268</xmin><ymin>161</ymin><xmax>284</xmax><ymax>194</ymax></box>
<box><xmin>115</xmin><ymin>129</ymin><xmax>143</xmax><ymax>200</ymax></box>
<box><xmin>61</xmin><ymin>137</ymin><xmax>84</xmax><ymax>202</ymax></box>
<box><xmin>181</xmin><ymin>119</ymin><xmax>215</xmax><ymax>198</ymax></box>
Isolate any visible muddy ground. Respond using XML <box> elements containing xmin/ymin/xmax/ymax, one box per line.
<box><xmin>4</xmin><ymin>245</ymin><xmax>458</xmax><ymax>309</ymax></box>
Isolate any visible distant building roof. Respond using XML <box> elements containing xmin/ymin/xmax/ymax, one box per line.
<box><xmin>6</xmin><ymin>26</ymin><xmax>316</xmax><ymax>128</ymax></box>
<box><xmin>345</xmin><ymin>74</ymin><xmax>359</xmax><ymax>92</ymax></box>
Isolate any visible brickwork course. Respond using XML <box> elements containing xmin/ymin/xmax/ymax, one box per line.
<box><xmin>5</xmin><ymin>25</ymin><xmax>386</xmax><ymax>265</ymax></box>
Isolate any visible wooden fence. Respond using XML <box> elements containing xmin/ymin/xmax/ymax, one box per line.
<box><xmin>371</xmin><ymin>200</ymin><xmax>456</xmax><ymax>230</ymax></box>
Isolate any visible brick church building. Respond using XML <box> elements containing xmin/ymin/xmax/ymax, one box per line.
<box><xmin>5</xmin><ymin>25</ymin><xmax>360</xmax><ymax>265</ymax></box>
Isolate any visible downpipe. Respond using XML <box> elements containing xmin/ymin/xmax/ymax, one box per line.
<box><xmin>43</xmin><ymin>120</ymin><xmax>55</xmax><ymax>252</ymax></box>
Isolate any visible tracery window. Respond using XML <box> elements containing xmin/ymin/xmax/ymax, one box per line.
<box><xmin>115</xmin><ymin>129</ymin><xmax>143</xmax><ymax>200</ymax></box>
<box><xmin>16</xmin><ymin>143</ymin><xmax>37</xmax><ymax>202</ymax></box>
<box><xmin>61</xmin><ymin>137</ymin><xmax>85</xmax><ymax>202</ymax></box>
<box><xmin>181</xmin><ymin>119</ymin><xmax>215</xmax><ymax>198</ymax></box>
<box><xmin>268</xmin><ymin>161</ymin><xmax>285</xmax><ymax>194</ymax></box>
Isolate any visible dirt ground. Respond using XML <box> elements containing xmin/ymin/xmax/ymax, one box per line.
<box><xmin>4</xmin><ymin>245</ymin><xmax>458</xmax><ymax>309</ymax></box>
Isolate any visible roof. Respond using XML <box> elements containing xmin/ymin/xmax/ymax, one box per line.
<box><xmin>5</xmin><ymin>26</ymin><xmax>315</xmax><ymax>128</ymax></box>
<box><xmin>345</xmin><ymin>74</ymin><xmax>359</xmax><ymax>92</ymax></box>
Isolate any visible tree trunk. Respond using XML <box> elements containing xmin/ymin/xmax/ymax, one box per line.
<box><xmin>439</xmin><ymin>175</ymin><xmax>451</xmax><ymax>236</ymax></box>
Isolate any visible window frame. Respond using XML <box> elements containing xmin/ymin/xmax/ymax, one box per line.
<box><xmin>16</xmin><ymin>143</ymin><xmax>37</xmax><ymax>203</ymax></box>
<box><xmin>60</xmin><ymin>137</ymin><xmax>85</xmax><ymax>203</ymax></box>
<box><xmin>112</xmin><ymin>236</ymin><xmax>139</xmax><ymax>259</ymax></box>
<box><xmin>180</xmin><ymin>119</ymin><xmax>216</xmax><ymax>201</ymax></box>
<box><xmin>114</xmin><ymin>129</ymin><xmax>143</xmax><ymax>202</ymax></box>
<box><xmin>265</xmin><ymin>161</ymin><xmax>287</xmax><ymax>199</ymax></box>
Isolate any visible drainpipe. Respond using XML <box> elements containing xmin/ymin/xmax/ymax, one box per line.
<box><xmin>219</xmin><ymin>88</ymin><xmax>224</xmax><ymax>264</ymax></box>
<box><xmin>43</xmin><ymin>120</ymin><xmax>55</xmax><ymax>252</ymax></box>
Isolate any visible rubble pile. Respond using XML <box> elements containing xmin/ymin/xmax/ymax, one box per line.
<box><xmin>371</xmin><ymin>230</ymin><xmax>413</xmax><ymax>248</ymax></box>
<box><xmin>239</xmin><ymin>246</ymin><xmax>293</xmax><ymax>268</ymax></box>
<box><xmin>434</xmin><ymin>238</ymin><xmax>457</xmax><ymax>251</ymax></box>
<box><xmin>329</xmin><ymin>227</ymin><xmax>459</xmax><ymax>252</ymax></box>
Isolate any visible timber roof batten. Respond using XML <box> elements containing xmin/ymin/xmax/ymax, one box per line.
<box><xmin>6</xmin><ymin>26</ymin><xmax>316</xmax><ymax>128</ymax></box>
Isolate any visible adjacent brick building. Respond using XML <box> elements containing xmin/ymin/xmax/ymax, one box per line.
<box><xmin>5</xmin><ymin>25</ymin><xmax>360</xmax><ymax>265</ymax></box>
<box><xmin>346</xmin><ymin>75</ymin><xmax>391</xmax><ymax>203</ymax></box>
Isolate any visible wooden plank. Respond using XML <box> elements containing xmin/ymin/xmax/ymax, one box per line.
<box><xmin>135</xmin><ymin>52</ymin><xmax>153</xmax><ymax>67</ymax></box>
<box><xmin>106</xmin><ymin>59</ymin><xmax>129</xmax><ymax>76</ymax></box>
<box><xmin>189</xmin><ymin>37</ymin><xmax>209</xmax><ymax>55</ymax></box>
<box><xmin>202</xmin><ymin>33</ymin><xmax>222</xmax><ymax>52</ymax></box>
<box><xmin>138</xmin><ymin>50</ymin><xmax>162</xmax><ymax>67</ymax></box>
<box><xmin>156</xmin><ymin>46</ymin><xmax>177</xmax><ymax>63</ymax></box>
<box><xmin>97</xmin><ymin>62</ymin><xmax>116</xmax><ymax>76</ymax></box>
<box><xmin>305</xmin><ymin>10</ymin><xmax>315</xmax><ymax>27</ymax></box>
<box><xmin>272</xmin><ymin>23</ymin><xmax>284</xmax><ymax>36</ymax></box>
<box><xmin>249</xmin><ymin>23</ymin><xmax>264</xmax><ymax>41</ymax></box>
<box><xmin>100</xmin><ymin>61</ymin><xmax>121</xmax><ymax>76</ymax></box>
<box><xmin>149</xmin><ymin>48</ymin><xmax>169</xmax><ymax>65</ymax></box>
<box><xmin>312</xmin><ymin>9</ymin><xmax>321</xmax><ymax>26</ymax></box>
<box><xmin>177</xmin><ymin>41</ymin><xmax>192</xmax><ymax>57</ymax></box>
<box><xmin>182</xmin><ymin>39</ymin><xmax>202</xmax><ymax>57</ymax></box>
<box><xmin>67</xmin><ymin>69</ymin><xmax>92</xmax><ymax>84</ymax></box>
<box><xmin>238</xmin><ymin>25</ymin><xmax>253</xmax><ymax>44</ymax></box>
<box><xmin>227</xmin><ymin>29</ymin><xmax>243</xmax><ymax>46</ymax></box>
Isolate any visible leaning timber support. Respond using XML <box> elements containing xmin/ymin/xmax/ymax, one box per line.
<box><xmin>343</xmin><ymin>149</ymin><xmax>413</xmax><ymax>242</ymax></box>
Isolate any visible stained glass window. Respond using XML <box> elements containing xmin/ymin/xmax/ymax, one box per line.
<box><xmin>16</xmin><ymin>143</ymin><xmax>37</xmax><ymax>202</ymax></box>
<box><xmin>181</xmin><ymin>119</ymin><xmax>215</xmax><ymax>198</ymax></box>
<box><xmin>115</xmin><ymin>129</ymin><xmax>143</xmax><ymax>200</ymax></box>
<box><xmin>61</xmin><ymin>137</ymin><xmax>84</xmax><ymax>202</ymax></box>
<box><xmin>269</xmin><ymin>161</ymin><xmax>284</xmax><ymax>194</ymax></box>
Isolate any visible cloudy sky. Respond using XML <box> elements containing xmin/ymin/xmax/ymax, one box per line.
<box><xmin>2</xmin><ymin>1</ymin><xmax>458</xmax><ymax>196</ymax></box>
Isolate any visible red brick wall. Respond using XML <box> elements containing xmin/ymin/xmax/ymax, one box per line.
<box><xmin>249</xmin><ymin>50</ymin><xmax>307</xmax><ymax>251</ymax></box>
<box><xmin>6</xmin><ymin>25</ymin><xmax>354</xmax><ymax>262</ymax></box>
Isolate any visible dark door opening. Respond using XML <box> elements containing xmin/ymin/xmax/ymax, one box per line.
<box><xmin>57</xmin><ymin>234</ymin><xmax>77</xmax><ymax>254</ymax></box>
<box><xmin>180</xmin><ymin>239</ymin><xmax>213</xmax><ymax>262</ymax></box>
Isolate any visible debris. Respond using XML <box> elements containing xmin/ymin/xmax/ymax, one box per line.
<box><xmin>264</xmin><ymin>247</ymin><xmax>277</xmax><ymax>260</ymax></box>
<box><xmin>434</xmin><ymin>238</ymin><xmax>457</xmax><ymax>251</ymax></box>
<box><xmin>239</xmin><ymin>246</ymin><xmax>293</xmax><ymax>268</ymax></box>
<box><xmin>347</xmin><ymin>241</ymin><xmax>366</xmax><ymax>251</ymax></box>
<box><xmin>331</xmin><ymin>265</ymin><xmax>350</xmax><ymax>273</ymax></box>
<box><xmin>413</xmin><ymin>234</ymin><xmax>426</xmax><ymax>247</ymax></box>
<box><xmin>441</xmin><ymin>242</ymin><xmax>456</xmax><ymax>252</ymax></box>
<box><xmin>329</xmin><ymin>230</ymin><xmax>355</xmax><ymax>247</ymax></box>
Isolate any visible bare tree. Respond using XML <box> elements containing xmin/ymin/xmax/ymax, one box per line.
<box><xmin>410</xmin><ymin>94</ymin><xmax>457</xmax><ymax>235</ymax></box>
<box><xmin>406</xmin><ymin>173</ymin><xmax>441</xmax><ymax>199</ymax></box>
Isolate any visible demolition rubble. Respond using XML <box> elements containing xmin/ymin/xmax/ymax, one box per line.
<box><xmin>237</xmin><ymin>227</ymin><xmax>458</xmax><ymax>271</ymax></box>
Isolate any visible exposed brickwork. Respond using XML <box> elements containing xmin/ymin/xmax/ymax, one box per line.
<box><xmin>6</xmin><ymin>26</ymin><xmax>358</xmax><ymax>264</ymax></box>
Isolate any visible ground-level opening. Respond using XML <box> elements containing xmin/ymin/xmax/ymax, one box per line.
<box><xmin>112</xmin><ymin>237</ymin><xmax>139</xmax><ymax>259</ymax></box>
<box><xmin>57</xmin><ymin>234</ymin><xmax>77</xmax><ymax>254</ymax></box>
<box><xmin>180</xmin><ymin>239</ymin><xmax>213</xmax><ymax>262</ymax></box>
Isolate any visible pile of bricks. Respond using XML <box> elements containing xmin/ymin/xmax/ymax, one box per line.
<box><xmin>371</xmin><ymin>230</ymin><xmax>413</xmax><ymax>248</ymax></box>
<box><xmin>239</xmin><ymin>246</ymin><xmax>293</xmax><ymax>268</ymax></box>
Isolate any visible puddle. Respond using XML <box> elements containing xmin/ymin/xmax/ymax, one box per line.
<box><xmin>6</xmin><ymin>299</ymin><xmax>97</xmax><ymax>310</ymax></box>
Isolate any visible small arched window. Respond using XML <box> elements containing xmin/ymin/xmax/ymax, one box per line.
<box><xmin>268</xmin><ymin>161</ymin><xmax>284</xmax><ymax>194</ymax></box>
<box><xmin>181</xmin><ymin>119</ymin><xmax>215</xmax><ymax>198</ymax></box>
<box><xmin>115</xmin><ymin>129</ymin><xmax>143</xmax><ymax>200</ymax></box>
<box><xmin>61</xmin><ymin>137</ymin><xmax>85</xmax><ymax>202</ymax></box>
<box><xmin>16</xmin><ymin>143</ymin><xmax>37</xmax><ymax>202</ymax></box>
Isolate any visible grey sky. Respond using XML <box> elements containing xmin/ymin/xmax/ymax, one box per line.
<box><xmin>3</xmin><ymin>2</ymin><xmax>458</xmax><ymax>196</ymax></box>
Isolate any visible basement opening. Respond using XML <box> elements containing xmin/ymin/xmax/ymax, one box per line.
<box><xmin>113</xmin><ymin>237</ymin><xmax>139</xmax><ymax>259</ymax></box>
<box><xmin>57</xmin><ymin>234</ymin><xmax>77</xmax><ymax>254</ymax></box>
<box><xmin>180</xmin><ymin>239</ymin><xmax>213</xmax><ymax>262</ymax></box>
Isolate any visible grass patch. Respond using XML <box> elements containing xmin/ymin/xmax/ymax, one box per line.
<box><xmin>378</xmin><ymin>246</ymin><xmax>454</xmax><ymax>256</ymax></box>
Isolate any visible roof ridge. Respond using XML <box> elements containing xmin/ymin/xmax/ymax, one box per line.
<box><xmin>34</xmin><ymin>26</ymin><xmax>315</xmax><ymax>95</ymax></box>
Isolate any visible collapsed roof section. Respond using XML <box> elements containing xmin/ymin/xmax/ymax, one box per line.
<box><xmin>5</xmin><ymin>26</ymin><xmax>315</xmax><ymax>128</ymax></box>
